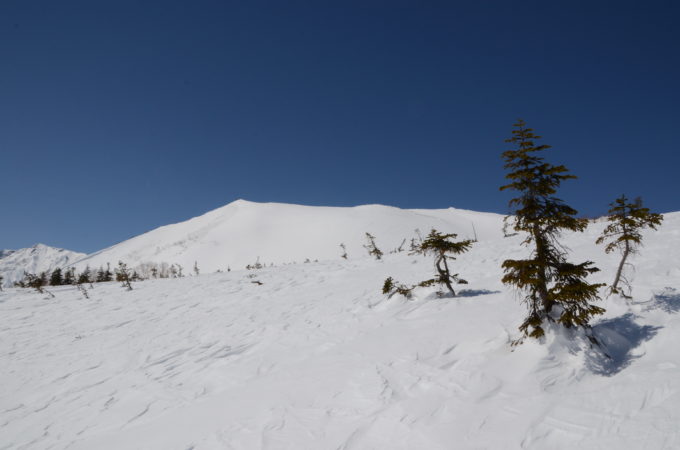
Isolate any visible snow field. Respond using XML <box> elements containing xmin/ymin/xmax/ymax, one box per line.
<box><xmin>2</xmin><ymin>241</ymin><xmax>679</xmax><ymax>449</ymax></box>
<box><xmin>1</xmin><ymin>203</ymin><xmax>679</xmax><ymax>449</ymax></box>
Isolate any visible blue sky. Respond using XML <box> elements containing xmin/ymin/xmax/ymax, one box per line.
<box><xmin>1</xmin><ymin>1</ymin><xmax>678</xmax><ymax>253</ymax></box>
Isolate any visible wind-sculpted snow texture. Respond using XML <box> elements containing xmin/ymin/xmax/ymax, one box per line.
<box><xmin>1</xmin><ymin>205</ymin><xmax>679</xmax><ymax>449</ymax></box>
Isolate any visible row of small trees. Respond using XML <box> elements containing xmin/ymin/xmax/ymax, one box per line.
<box><xmin>14</xmin><ymin>260</ymin><xmax>206</xmax><ymax>289</ymax></box>
<box><xmin>16</xmin><ymin>261</ymin><xmax>135</xmax><ymax>296</ymax></box>
<box><xmin>382</xmin><ymin>120</ymin><xmax>663</xmax><ymax>342</ymax></box>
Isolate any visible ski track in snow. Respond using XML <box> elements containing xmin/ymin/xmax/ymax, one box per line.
<box><xmin>1</xmin><ymin>208</ymin><xmax>680</xmax><ymax>449</ymax></box>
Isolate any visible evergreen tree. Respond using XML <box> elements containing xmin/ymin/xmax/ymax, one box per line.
<box><xmin>50</xmin><ymin>268</ymin><xmax>63</xmax><ymax>286</ymax></box>
<box><xmin>500</xmin><ymin>120</ymin><xmax>604</xmax><ymax>339</ymax></box>
<box><xmin>63</xmin><ymin>267</ymin><xmax>75</xmax><ymax>285</ymax></box>
<box><xmin>26</xmin><ymin>273</ymin><xmax>45</xmax><ymax>292</ymax></box>
<box><xmin>26</xmin><ymin>272</ymin><xmax>55</xmax><ymax>297</ymax></box>
<box><xmin>383</xmin><ymin>229</ymin><xmax>473</xmax><ymax>298</ymax></box>
<box><xmin>104</xmin><ymin>263</ymin><xmax>113</xmax><ymax>282</ymax></box>
<box><xmin>194</xmin><ymin>261</ymin><xmax>200</xmax><ymax>276</ymax></box>
<box><xmin>596</xmin><ymin>195</ymin><xmax>663</xmax><ymax>297</ymax></box>
<box><xmin>363</xmin><ymin>233</ymin><xmax>383</xmax><ymax>260</ymax></box>
<box><xmin>96</xmin><ymin>266</ymin><xmax>106</xmax><ymax>282</ymax></box>
<box><xmin>0</xmin><ymin>274</ymin><xmax>3</xmax><ymax>291</ymax></box>
<box><xmin>39</xmin><ymin>271</ymin><xmax>48</xmax><ymax>287</ymax></box>
<box><xmin>78</xmin><ymin>266</ymin><xmax>92</xmax><ymax>284</ymax></box>
<box><xmin>115</xmin><ymin>261</ymin><xmax>133</xmax><ymax>291</ymax></box>
<box><xmin>416</xmin><ymin>229</ymin><xmax>473</xmax><ymax>296</ymax></box>
<box><xmin>382</xmin><ymin>276</ymin><xmax>416</xmax><ymax>299</ymax></box>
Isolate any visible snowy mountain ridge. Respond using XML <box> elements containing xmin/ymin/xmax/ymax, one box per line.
<box><xmin>0</xmin><ymin>244</ymin><xmax>86</xmax><ymax>287</ymax></box>
<box><xmin>72</xmin><ymin>199</ymin><xmax>507</xmax><ymax>273</ymax></box>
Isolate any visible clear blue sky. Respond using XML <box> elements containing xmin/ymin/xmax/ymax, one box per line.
<box><xmin>1</xmin><ymin>1</ymin><xmax>678</xmax><ymax>253</ymax></box>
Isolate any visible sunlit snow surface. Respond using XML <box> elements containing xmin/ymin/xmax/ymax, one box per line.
<box><xmin>1</xmin><ymin>203</ymin><xmax>679</xmax><ymax>449</ymax></box>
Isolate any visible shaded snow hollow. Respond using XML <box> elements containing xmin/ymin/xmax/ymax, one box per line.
<box><xmin>1</xmin><ymin>201</ymin><xmax>679</xmax><ymax>449</ymax></box>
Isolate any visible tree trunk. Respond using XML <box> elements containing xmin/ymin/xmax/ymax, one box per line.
<box><xmin>612</xmin><ymin>240</ymin><xmax>630</xmax><ymax>294</ymax></box>
<box><xmin>612</xmin><ymin>216</ymin><xmax>631</xmax><ymax>296</ymax></box>
<box><xmin>436</xmin><ymin>255</ymin><xmax>456</xmax><ymax>296</ymax></box>
<box><xmin>533</xmin><ymin>225</ymin><xmax>552</xmax><ymax>313</ymax></box>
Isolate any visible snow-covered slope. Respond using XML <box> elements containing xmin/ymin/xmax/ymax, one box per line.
<box><xmin>0</xmin><ymin>244</ymin><xmax>86</xmax><ymax>287</ymax></box>
<box><xmin>73</xmin><ymin>199</ymin><xmax>505</xmax><ymax>273</ymax></box>
<box><xmin>1</xmin><ymin>205</ymin><xmax>679</xmax><ymax>449</ymax></box>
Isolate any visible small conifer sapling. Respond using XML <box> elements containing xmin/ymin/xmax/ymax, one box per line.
<box><xmin>382</xmin><ymin>276</ymin><xmax>415</xmax><ymax>299</ymax></box>
<box><xmin>363</xmin><ymin>233</ymin><xmax>383</xmax><ymax>260</ymax></box>
<box><xmin>383</xmin><ymin>229</ymin><xmax>473</xmax><ymax>299</ymax></box>
<box><xmin>115</xmin><ymin>261</ymin><xmax>133</xmax><ymax>291</ymax></box>
<box><xmin>416</xmin><ymin>229</ymin><xmax>473</xmax><ymax>297</ymax></box>
<box><xmin>596</xmin><ymin>195</ymin><xmax>663</xmax><ymax>298</ymax></box>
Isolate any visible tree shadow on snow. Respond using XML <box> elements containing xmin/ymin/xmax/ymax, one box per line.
<box><xmin>641</xmin><ymin>287</ymin><xmax>680</xmax><ymax>314</ymax></box>
<box><xmin>422</xmin><ymin>289</ymin><xmax>499</xmax><ymax>300</ymax></box>
<box><xmin>586</xmin><ymin>313</ymin><xmax>662</xmax><ymax>376</ymax></box>
<box><xmin>456</xmin><ymin>289</ymin><xmax>501</xmax><ymax>298</ymax></box>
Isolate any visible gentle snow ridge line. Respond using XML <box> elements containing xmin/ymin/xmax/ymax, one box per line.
<box><xmin>71</xmin><ymin>199</ymin><xmax>508</xmax><ymax>274</ymax></box>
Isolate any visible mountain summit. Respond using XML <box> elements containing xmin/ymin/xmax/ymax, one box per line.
<box><xmin>73</xmin><ymin>200</ymin><xmax>505</xmax><ymax>273</ymax></box>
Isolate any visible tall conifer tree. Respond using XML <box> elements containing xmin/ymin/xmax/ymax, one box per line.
<box><xmin>500</xmin><ymin>120</ymin><xmax>604</xmax><ymax>339</ymax></box>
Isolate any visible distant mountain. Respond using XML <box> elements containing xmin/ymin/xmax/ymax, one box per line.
<box><xmin>73</xmin><ymin>199</ymin><xmax>506</xmax><ymax>273</ymax></box>
<box><xmin>0</xmin><ymin>244</ymin><xmax>86</xmax><ymax>287</ymax></box>
<box><xmin>0</xmin><ymin>249</ymin><xmax>16</xmax><ymax>259</ymax></box>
